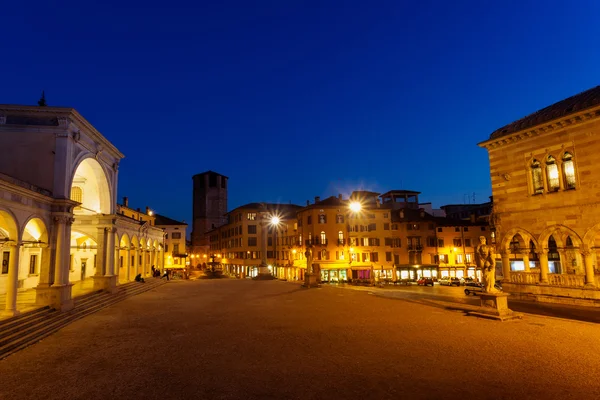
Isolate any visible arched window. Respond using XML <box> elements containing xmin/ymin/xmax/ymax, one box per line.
<box><xmin>546</xmin><ymin>155</ymin><xmax>559</xmax><ymax>192</ymax></box>
<box><xmin>531</xmin><ymin>160</ymin><xmax>543</xmax><ymax>194</ymax></box>
<box><xmin>318</xmin><ymin>214</ymin><xmax>326</xmax><ymax>224</ymax></box>
<box><xmin>320</xmin><ymin>231</ymin><xmax>326</xmax><ymax>245</ymax></box>
<box><xmin>562</xmin><ymin>152</ymin><xmax>576</xmax><ymax>189</ymax></box>
<box><xmin>70</xmin><ymin>186</ymin><xmax>83</xmax><ymax>203</ymax></box>
<box><xmin>338</xmin><ymin>231</ymin><xmax>344</xmax><ymax>245</ymax></box>
<box><xmin>566</xmin><ymin>236</ymin><xmax>574</xmax><ymax>248</ymax></box>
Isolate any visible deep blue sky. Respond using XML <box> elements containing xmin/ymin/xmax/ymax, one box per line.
<box><xmin>2</xmin><ymin>1</ymin><xmax>599</xmax><ymax>224</ymax></box>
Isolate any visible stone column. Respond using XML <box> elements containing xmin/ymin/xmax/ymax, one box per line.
<box><xmin>538</xmin><ymin>250</ymin><xmax>549</xmax><ymax>284</ymax></box>
<box><xmin>42</xmin><ymin>215</ymin><xmax>74</xmax><ymax>311</ymax></box>
<box><xmin>135</xmin><ymin>248</ymin><xmax>139</xmax><ymax>276</ymax></box>
<box><xmin>500</xmin><ymin>250</ymin><xmax>511</xmax><ymax>282</ymax></box>
<box><xmin>125</xmin><ymin>249</ymin><xmax>131</xmax><ymax>281</ymax></box>
<box><xmin>93</xmin><ymin>227</ymin><xmax>117</xmax><ymax>292</ymax></box>
<box><xmin>521</xmin><ymin>250</ymin><xmax>531</xmax><ymax>272</ymax></box>
<box><xmin>2</xmin><ymin>242</ymin><xmax>21</xmax><ymax>317</ymax></box>
<box><xmin>582</xmin><ymin>250</ymin><xmax>595</xmax><ymax>288</ymax></box>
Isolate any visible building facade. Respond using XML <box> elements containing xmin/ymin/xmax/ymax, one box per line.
<box><xmin>203</xmin><ymin>190</ymin><xmax>492</xmax><ymax>283</ymax></box>
<box><xmin>479</xmin><ymin>85</ymin><xmax>600</xmax><ymax>303</ymax></box>
<box><xmin>154</xmin><ymin>214</ymin><xmax>188</xmax><ymax>269</ymax></box>
<box><xmin>0</xmin><ymin>105</ymin><xmax>163</xmax><ymax>316</ymax></box>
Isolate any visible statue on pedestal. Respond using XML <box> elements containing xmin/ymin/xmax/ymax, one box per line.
<box><xmin>305</xmin><ymin>247</ymin><xmax>313</xmax><ymax>274</ymax></box>
<box><xmin>475</xmin><ymin>236</ymin><xmax>499</xmax><ymax>293</ymax></box>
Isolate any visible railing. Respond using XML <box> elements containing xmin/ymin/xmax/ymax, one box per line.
<box><xmin>510</xmin><ymin>271</ymin><xmax>541</xmax><ymax>285</ymax></box>
<box><xmin>510</xmin><ymin>271</ymin><xmax>587</xmax><ymax>287</ymax></box>
<box><xmin>548</xmin><ymin>273</ymin><xmax>585</xmax><ymax>288</ymax></box>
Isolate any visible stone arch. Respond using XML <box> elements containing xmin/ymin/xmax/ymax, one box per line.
<box><xmin>499</xmin><ymin>227</ymin><xmax>538</xmax><ymax>252</ymax></box>
<box><xmin>70</xmin><ymin>156</ymin><xmax>112</xmax><ymax>215</ymax></box>
<box><xmin>20</xmin><ymin>217</ymin><xmax>50</xmax><ymax>290</ymax></box>
<box><xmin>582</xmin><ymin>223</ymin><xmax>600</xmax><ymax>250</ymax></box>
<box><xmin>0</xmin><ymin>208</ymin><xmax>20</xmax><ymax>242</ymax></box>
<box><xmin>119</xmin><ymin>233</ymin><xmax>131</xmax><ymax>248</ymax></box>
<box><xmin>20</xmin><ymin>215</ymin><xmax>50</xmax><ymax>243</ymax></box>
<box><xmin>538</xmin><ymin>225</ymin><xmax>583</xmax><ymax>250</ymax></box>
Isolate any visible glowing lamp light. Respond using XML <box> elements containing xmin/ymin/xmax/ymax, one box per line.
<box><xmin>271</xmin><ymin>216</ymin><xmax>280</xmax><ymax>225</ymax></box>
<box><xmin>148</xmin><ymin>210</ymin><xmax>154</xmax><ymax>216</ymax></box>
<box><xmin>548</xmin><ymin>167</ymin><xmax>559</xmax><ymax>180</ymax></box>
<box><xmin>349</xmin><ymin>201</ymin><xmax>362</xmax><ymax>212</ymax></box>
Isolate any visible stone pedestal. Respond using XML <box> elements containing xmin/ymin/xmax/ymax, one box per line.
<box><xmin>93</xmin><ymin>275</ymin><xmax>118</xmax><ymax>293</ymax></box>
<box><xmin>35</xmin><ymin>284</ymin><xmax>74</xmax><ymax>312</ymax></box>
<box><xmin>468</xmin><ymin>292</ymin><xmax>522</xmax><ymax>321</ymax></box>
<box><xmin>253</xmin><ymin>265</ymin><xmax>275</xmax><ymax>280</ymax></box>
<box><xmin>303</xmin><ymin>273</ymin><xmax>320</xmax><ymax>289</ymax></box>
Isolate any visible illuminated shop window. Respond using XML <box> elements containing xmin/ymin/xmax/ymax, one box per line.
<box><xmin>531</xmin><ymin>159</ymin><xmax>544</xmax><ymax>194</ymax></box>
<box><xmin>562</xmin><ymin>152</ymin><xmax>576</xmax><ymax>189</ymax></box>
<box><xmin>546</xmin><ymin>155</ymin><xmax>559</xmax><ymax>192</ymax></box>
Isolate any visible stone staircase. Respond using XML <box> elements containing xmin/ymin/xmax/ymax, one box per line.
<box><xmin>0</xmin><ymin>278</ymin><xmax>166</xmax><ymax>359</ymax></box>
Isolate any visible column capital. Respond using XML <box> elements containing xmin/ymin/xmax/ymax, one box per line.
<box><xmin>1</xmin><ymin>240</ymin><xmax>20</xmax><ymax>248</ymax></box>
<box><xmin>519</xmin><ymin>249</ymin><xmax>531</xmax><ymax>256</ymax></box>
<box><xmin>536</xmin><ymin>249</ymin><xmax>548</xmax><ymax>256</ymax></box>
<box><xmin>499</xmin><ymin>249</ymin><xmax>510</xmax><ymax>256</ymax></box>
<box><xmin>54</xmin><ymin>215</ymin><xmax>74</xmax><ymax>225</ymax></box>
<box><xmin>581</xmin><ymin>250</ymin><xmax>592</xmax><ymax>257</ymax></box>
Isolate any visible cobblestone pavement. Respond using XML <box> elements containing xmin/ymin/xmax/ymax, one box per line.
<box><xmin>1</xmin><ymin>280</ymin><xmax>600</xmax><ymax>400</ymax></box>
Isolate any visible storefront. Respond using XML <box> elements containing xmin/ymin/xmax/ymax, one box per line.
<box><xmin>397</xmin><ymin>265</ymin><xmax>438</xmax><ymax>281</ymax></box>
<box><xmin>321</xmin><ymin>268</ymin><xmax>348</xmax><ymax>283</ymax></box>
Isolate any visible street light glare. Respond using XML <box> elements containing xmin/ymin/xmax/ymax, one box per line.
<box><xmin>349</xmin><ymin>201</ymin><xmax>362</xmax><ymax>212</ymax></box>
<box><xmin>271</xmin><ymin>216</ymin><xmax>281</xmax><ymax>225</ymax></box>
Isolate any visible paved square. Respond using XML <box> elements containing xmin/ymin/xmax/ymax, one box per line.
<box><xmin>1</xmin><ymin>280</ymin><xmax>599</xmax><ymax>400</ymax></box>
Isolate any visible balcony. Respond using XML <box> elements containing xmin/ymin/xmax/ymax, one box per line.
<box><xmin>407</xmin><ymin>245</ymin><xmax>423</xmax><ymax>251</ymax></box>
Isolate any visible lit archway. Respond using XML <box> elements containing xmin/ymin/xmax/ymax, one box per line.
<box><xmin>70</xmin><ymin>230</ymin><xmax>98</xmax><ymax>282</ymax></box>
<box><xmin>0</xmin><ymin>210</ymin><xmax>19</xmax><ymax>297</ymax></box>
<box><xmin>21</xmin><ymin>217</ymin><xmax>49</xmax><ymax>290</ymax></box>
<box><xmin>71</xmin><ymin>157</ymin><xmax>111</xmax><ymax>215</ymax></box>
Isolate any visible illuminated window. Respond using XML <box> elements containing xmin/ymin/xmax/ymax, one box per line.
<box><xmin>29</xmin><ymin>254</ymin><xmax>38</xmax><ymax>274</ymax></box>
<box><xmin>247</xmin><ymin>213</ymin><xmax>257</xmax><ymax>220</ymax></box>
<box><xmin>546</xmin><ymin>155</ymin><xmax>559</xmax><ymax>191</ymax></box>
<box><xmin>320</xmin><ymin>231</ymin><xmax>326</xmax><ymax>245</ymax></box>
<box><xmin>562</xmin><ymin>152</ymin><xmax>576</xmax><ymax>189</ymax></box>
<box><xmin>338</xmin><ymin>231</ymin><xmax>344</xmax><ymax>245</ymax></box>
<box><xmin>531</xmin><ymin>159</ymin><xmax>544</xmax><ymax>194</ymax></box>
<box><xmin>318</xmin><ymin>214</ymin><xmax>326</xmax><ymax>224</ymax></box>
<box><xmin>70</xmin><ymin>186</ymin><xmax>83</xmax><ymax>203</ymax></box>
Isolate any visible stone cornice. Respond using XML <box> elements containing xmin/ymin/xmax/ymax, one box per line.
<box><xmin>478</xmin><ymin>105</ymin><xmax>600</xmax><ymax>150</ymax></box>
<box><xmin>0</xmin><ymin>105</ymin><xmax>124</xmax><ymax>160</ymax></box>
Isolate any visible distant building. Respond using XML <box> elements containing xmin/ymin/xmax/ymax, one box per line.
<box><xmin>202</xmin><ymin>190</ymin><xmax>492</xmax><ymax>282</ymax></box>
<box><xmin>479</xmin><ymin>85</ymin><xmax>600</xmax><ymax>304</ymax></box>
<box><xmin>440</xmin><ymin>198</ymin><xmax>492</xmax><ymax>223</ymax></box>
<box><xmin>154</xmin><ymin>214</ymin><xmax>187</xmax><ymax>269</ymax></box>
<box><xmin>191</xmin><ymin>171</ymin><xmax>228</xmax><ymax>250</ymax></box>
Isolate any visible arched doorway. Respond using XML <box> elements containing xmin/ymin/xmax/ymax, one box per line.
<box><xmin>71</xmin><ymin>158</ymin><xmax>111</xmax><ymax>215</ymax></box>
<box><xmin>21</xmin><ymin>217</ymin><xmax>49</xmax><ymax>290</ymax></box>
<box><xmin>70</xmin><ymin>231</ymin><xmax>97</xmax><ymax>283</ymax></box>
<box><xmin>118</xmin><ymin>233</ymin><xmax>130</xmax><ymax>283</ymax></box>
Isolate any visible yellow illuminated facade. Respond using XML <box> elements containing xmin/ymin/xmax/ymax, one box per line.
<box><xmin>479</xmin><ymin>85</ymin><xmax>600</xmax><ymax>304</ymax></box>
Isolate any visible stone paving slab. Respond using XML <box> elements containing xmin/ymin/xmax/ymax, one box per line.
<box><xmin>1</xmin><ymin>280</ymin><xmax>600</xmax><ymax>400</ymax></box>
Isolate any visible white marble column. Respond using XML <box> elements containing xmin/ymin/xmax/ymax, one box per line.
<box><xmin>2</xmin><ymin>242</ymin><xmax>21</xmax><ymax>316</ymax></box>
<box><xmin>125</xmin><ymin>249</ymin><xmax>131</xmax><ymax>281</ymax></box>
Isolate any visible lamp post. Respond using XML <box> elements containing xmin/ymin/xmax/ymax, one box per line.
<box><xmin>255</xmin><ymin>212</ymin><xmax>279</xmax><ymax>280</ymax></box>
<box><xmin>347</xmin><ymin>201</ymin><xmax>362</xmax><ymax>282</ymax></box>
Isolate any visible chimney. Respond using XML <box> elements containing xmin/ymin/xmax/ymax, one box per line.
<box><xmin>137</xmin><ymin>208</ymin><xmax>140</xmax><ymax>212</ymax></box>
<box><xmin>306</xmin><ymin>200</ymin><xmax>310</xmax><ymax>206</ymax></box>
<box><xmin>315</xmin><ymin>196</ymin><xmax>320</xmax><ymax>203</ymax></box>
<box><xmin>146</xmin><ymin>206</ymin><xmax>151</xmax><ymax>215</ymax></box>
<box><xmin>123</xmin><ymin>196</ymin><xmax>128</xmax><ymax>207</ymax></box>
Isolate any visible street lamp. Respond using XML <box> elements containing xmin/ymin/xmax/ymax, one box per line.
<box><xmin>347</xmin><ymin>201</ymin><xmax>362</xmax><ymax>282</ymax></box>
<box><xmin>269</xmin><ymin>215</ymin><xmax>282</xmax><ymax>278</ymax></box>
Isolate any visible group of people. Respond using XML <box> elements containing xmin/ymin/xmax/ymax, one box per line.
<box><xmin>151</xmin><ymin>265</ymin><xmax>172</xmax><ymax>280</ymax></box>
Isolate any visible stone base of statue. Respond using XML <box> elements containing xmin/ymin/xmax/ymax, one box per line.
<box><xmin>253</xmin><ymin>264</ymin><xmax>275</xmax><ymax>280</ymax></box>
<box><xmin>468</xmin><ymin>292</ymin><xmax>522</xmax><ymax>321</ymax></box>
<box><xmin>302</xmin><ymin>273</ymin><xmax>320</xmax><ymax>289</ymax></box>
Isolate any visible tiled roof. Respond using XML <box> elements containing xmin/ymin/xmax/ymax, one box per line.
<box><xmin>490</xmin><ymin>85</ymin><xmax>600</xmax><ymax>139</ymax></box>
<box><xmin>154</xmin><ymin>214</ymin><xmax>187</xmax><ymax>226</ymax></box>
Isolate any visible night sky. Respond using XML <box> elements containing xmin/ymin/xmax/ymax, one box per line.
<box><xmin>2</xmin><ymin>1</ymin><xmax>599</xmax><ymax>225</ymax></box>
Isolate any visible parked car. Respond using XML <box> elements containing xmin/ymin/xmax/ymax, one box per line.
<box><xmin>439</xmin><ymin>277</ymin><xmax>462</xmax><ymax>286</ymax></box>
<box><xmin>417</xmin><ymin>277</ymin><xmax>434</xmax><ymax>286</ymax></box>
<box><xmin>464</xmin><ymin>282</ymin><xmax>484</xmax><ymax>295</ymax></box>
<box><xmin>464</xmin><ymin>281</ymin><xmax>503</xmax><ymax>295</ymax></box>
